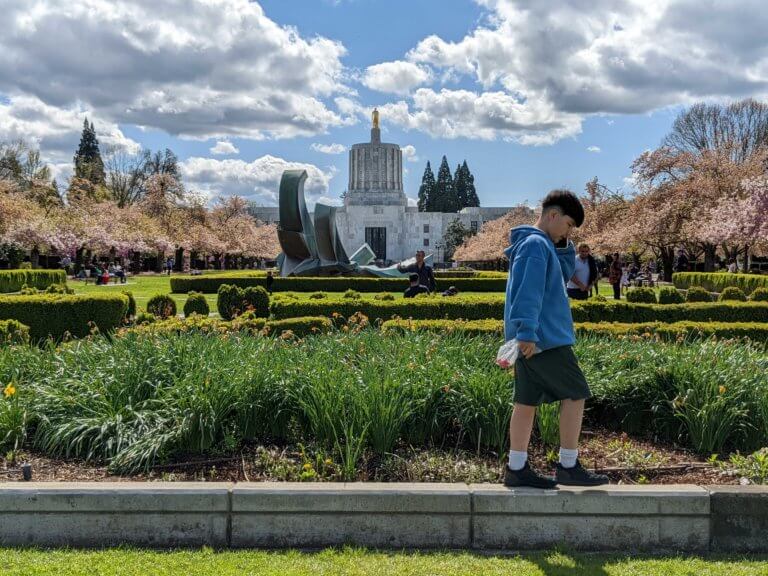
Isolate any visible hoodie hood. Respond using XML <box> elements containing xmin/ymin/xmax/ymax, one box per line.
<box><xmin>503</xmin><ymin>225</ymin><xmax>549</xmax><ymax>260</ymax></box>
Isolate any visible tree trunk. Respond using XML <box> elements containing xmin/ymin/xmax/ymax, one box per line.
<box><xmin>660</xmin><ymin>247</ymin><xmax>675</xmax><ymax>282</ymax></box>
<box><xmin>174</xmin><ymin>247</ymin><xmax>184</xmax><ymax>272</ymax></box>
<box><xmin>703</xmin><ymin>243</ymin><xmax>717</xmax><ymax>272</ymax></box>
<box><xmin>742</xmin><ymin>244</ymin><xmax>751</xmax><ymax>273</ymax></box>
<box><xmin>155</xmin><ymin>252</ymin><xmax>164</xmax><ymax>273</ymax></box>
<box><xmin>30</xmin><ymin>247</ymin><xmax>40</xmax><ymax>269</ymax></box>
<box><xmin>75</xmin><ymin>247</ymin><xmax>84</xmax><ymax>274</ymax></box>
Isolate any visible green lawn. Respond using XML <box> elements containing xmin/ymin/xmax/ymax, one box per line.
<box><xmin>0</xmin><ymin>549</ymin><xmax>766</xmax><ymax>576</ymax></box>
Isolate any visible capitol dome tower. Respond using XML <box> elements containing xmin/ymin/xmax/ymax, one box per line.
<box><xmin>346</xmin><ymin>109</ymin><xmax>406</xmax><ymax>207</ymax></box>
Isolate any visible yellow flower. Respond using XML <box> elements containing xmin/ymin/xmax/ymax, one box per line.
<box><xmin>3</xmin><ymin>383</ymin><xmax>16</xmax><ymax>398</ymax></box>
<box><xmin>302</xmin><ymin>463</ymin><xmax>313</xmax><ymax>471</ymax></box>
<box><xmin>324</xmin><ymin>458</ymin><xmax>333</xmax><ymax>466</ymax></box>
<box><xmin>718</xmin><ymin>385</ymin><xmax>726</xmax><ymax>395</ymax></box>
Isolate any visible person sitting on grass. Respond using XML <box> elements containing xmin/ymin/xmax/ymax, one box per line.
<box><xmin>403</xmin><ymin>273</ymin><xmax>430</xmax><ymax>298</ymax></box>
<box><xmin>503</xmin><ymin>189</ymin><xmax>609</xmax><ymax>489</ymax></box>
<box><xmin>441</xmin><ymin>285</ymin><xmax>458</xmax><ymax>297</ymax></box>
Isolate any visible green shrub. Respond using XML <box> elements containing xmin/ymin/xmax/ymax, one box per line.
<box><xmin>45</xmin><ymin>283</ymin><xmax>74</xmax><ymax>295</ymax></box>
<box><xmin>719</xmin><ymin>287</ymin><xmax>748</xmax><ymax>302</ymax></box>
<box><xmin>146</xmin><ymin>294</ymin><xmax>177</xmax><ymax>319</ymax></box>
<box><xmin>626</xmin><ymin>287</ymin><xmax>657</xmax><ymax>304</ymax></box>
<box><xmin>674</xmin><ymin>272</ymin><xmax>768</xmax><ymax>296</ymax></box>
<box><xmin>121</xmin><ymin>291</ymin><xmax>136</xmax><ymax>319</ymax></box>
<box><xmin>263</xmin><ymin>316</ymin><xmax>333</xmax><ymax>338</ymax></box>
<box><xmin>343</xmin><ymin>289</ymin><xmax>362</xmax><ymax>299</ymax></box>
<box><xmin>135</xmin><ymin>312</ymin><xmax>156</xmax><ymax>325</ymax></box>
<box><xmin>0</xmin><ymin>269</ymin><xmax>67</xmax><ymax>293</ymax></box>
<box><xmin>217</xmin><ymin>284</ymin><xmax>270</xmax><ymax>320</ymax></box>
<box><xmin>658</xmin><ymin>287</ymin><xmax>684</xmax><ymax>305</ymax></box>
<box><xmin>750</xmin><ymin>287</ymin><xmax>768</xmax><ymax>302</ymax></box>
<box><xmin>19</xmin><ymin>284</ymin><xmax>38</xmax><ymax>295</ymax></box>
<box><xmin>242</xmin><ymin>286</ymin><xmax>270</xmax><ymax>318</ymax></box>
<box><xmin>686</xmin><ymin>286</ymin><xmax>712</xmax><ymax>303</ymax></box>
<box><xmin>171</xmin><ymin>275</ymin><xmax>506</xmax><ymax>293</ymax></box>
<box><xmin>0</xmin><ymin>319</ymin><xmax>30</xmax><ymax>345</ymax></box>
<box><xmin>183</xmin><ymin>292</ymin><xmax>210</xmax><ymax>318</ymax></box>
<box><xmin>0</xmin><ymin>294</ymin><xmax>128</xmax><ymax>340</ymax></box>
<box><xmin>309</xmin><ymin>292</ymin><xmax>326</xmax><ymax>299</ymax></box>
<box><xmin>374</xmin><ymin>292</ymin><xmax>395</xmax><ymax>301</ymax></box>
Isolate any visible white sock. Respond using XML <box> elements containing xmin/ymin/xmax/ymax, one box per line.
<box><xmin>508</xmin><ymin>450</ymin><xmax>528</xmax><ymax>471</ymax></box>
<box><xmin>559</xmin><ymin>447</ymin><xmax>578</xmax><ymax>469</ymax></box>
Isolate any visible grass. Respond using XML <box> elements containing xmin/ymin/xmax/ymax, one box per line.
<box><xmin>0</xmin><ymin>548</ymin><xmax>767</xmax><ymax>575</ymax></box>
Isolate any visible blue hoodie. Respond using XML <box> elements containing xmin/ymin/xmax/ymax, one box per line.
<box><xmin>503</xmin><ymin>226</ymin><xmax>576</xmax><ymax>350</ymax></box>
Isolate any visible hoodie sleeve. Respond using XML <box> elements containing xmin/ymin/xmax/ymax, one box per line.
<box><xmin>555</xmin><ymin>241</ymin><xmax>576</xmax><ymax>285</ymax></box>
<box><xmin>505</xmin><ymin>239</ymin><xmax>547</xmax><ymax>343</ymax></box>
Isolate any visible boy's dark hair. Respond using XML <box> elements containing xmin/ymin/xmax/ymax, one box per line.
<box><xmin>542</xmin><ymin>189</ymin><xmax>585</xmax><ymax>227</ymax></box>
<box><xmin>409</xmin><ymin>273</ymin><xmax>420</xmax><ymax>283</ymax></box>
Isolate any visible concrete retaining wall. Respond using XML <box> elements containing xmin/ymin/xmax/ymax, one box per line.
<box><xmin>0</xmin><ymin>483</ymin><xmax>765</xmax><ymax>551</ymax></box>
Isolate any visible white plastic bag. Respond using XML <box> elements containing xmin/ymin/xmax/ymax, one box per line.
<box><xmin>495</xmin><ymin>338</ymin><xmax>541</xmax><ymax>369</ymax></box>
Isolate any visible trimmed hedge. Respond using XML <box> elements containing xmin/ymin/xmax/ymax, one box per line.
<box><xmin>183</xmin><ymin>292</ymin><xmax>210</xmax><ymax>317</ymax></box>
<box><xmin>171</xmin><ymin>275</ymin><xmax>507</xmax><ymax>294</ymax></box>
<box><xmin>0</xmin><ymin>294</ymin><xmax>128</xmax><ymax>340</ymax></box>
<box><xmin>674</xmin><ymin>272</ymin><xmax>768</xmax><ymax>295</ymax></box>
<box><xmin>658</xmin><ymin>286</ymin><xmax>684</xmax><ymax>305</ymax></box>
<box><xmin>719</xmin><ymin>287</ymin><xmax>747</xmax><ymax>302</ymax></box>
<box><xmin>686</xmin><ymin>286</ymin><xmax>713</xmax><ymax>303</ymax></box>
<box><xmin>626</xmin><ymin>287</ymin><xmax>657</xmax><ymax>304</ymax></box>
<box><xmin>381</xmin><ymin>318</ymin><xmax>768</xmax><ymax>342</ymax></box>
<box><xmin>146</xmin><ymin>294</ymin><xmax>177</xmax><ymax>319</ymax></box>
<box><xmin>0</xmin><ymin>269</ymin><xmax>67</xmax><ymax>293</ymax></box>
<box><xmin>751</xmin><ymin>287</ymin><xmax>768</xmax><ymax>302</ymax></box>
<box><xmin>123</xmin><ymin>314</ymin><xmax>332</xmax><ymax>339</ymax></box>
<box><xmin>270</xmin><ymin>296</ymin><xmax>768</xmax><ymax>324</ymax></box>
<box><xmin>0</xmin><ymin>319</ymin><xmax>30</xmax><ymax>345</ymax></box>
<box><xmin>217</xmin><ymin>284</ymin><xmax>270</xmax><ymax>320</ymax></box>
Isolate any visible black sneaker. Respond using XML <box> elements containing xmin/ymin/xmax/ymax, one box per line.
<box><xmin>555</xmin><ymin>459</ymin><xmax>609</xmax><ymax>486</ymax></box>
<box><xmin>503</xmin><ymin>461</ymin><xmax>558</xmax><ymax>489</ymax></box>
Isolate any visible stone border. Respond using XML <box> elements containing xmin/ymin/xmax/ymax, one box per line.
<box><xmin>0</xmin><ymin>483</ymin><xmax>765</xmax><ymax>551</ymax></box>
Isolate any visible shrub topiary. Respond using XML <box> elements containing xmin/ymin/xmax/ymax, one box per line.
<box><xmin>45</xmin><ymin>283</ymin><xmax>74</xmax><ymax>295</ymax></box>
<box><xmin>750</xmin><ymin>287</ymin><xmax>768</xmax><ymax>302</ymax></box>
<box><xmin>0</xmin><ymin>319</ymin><xmax>30</xmax><ymax>344</ymax></box>
<box><xmin>183</xmin><ymin>291</ymin><xmax>210</xmax><ymax>317</ymax></box>
<box><xmin>626</xmin><ymin>287</ymin><xmax>657</xmax><ymax>304</ymax></box>
<box><xmin>217</xmin><ymin>284</ymin><xmax>242</xmax><ymax>321</ymax></box>
<box><xmin>309</xmin><ymin>292</ymin><xmax>326</xmax><ymax>299</ymax></box>
<box><xmin>135</xmin><ymin>312</ymin><xmax>157</xmax><ymax>325</ymax></box>
<box><xmin>0</xmin><ymin>269</ymin><xmax>67</xmax><ymax>293</ymax></box>
<box><xmin>146</xmin><ymin>294</ymin><xmax>177</xmax><ymax>319</ymax></box>
<box><xmin>719</xmin><ymin>286</ymin><xmax>747</xmax><ymax>302</ymax></box>
<box><xmin>658</xmin><ymin>286</ymin><xmax>685</xmax><ymax>305</ymax></box>
<box><xmin>343</xmin><ymin>289</ymin><xmax>362</xmax><ymax>299</ymax></box>
<box><xmin>121</xmin><ymin>291</ymin><xmax>136</xmax><ymax>319</ymax></box>
<box><xmin>374</xmin><ymin>292</ymin><xmax>395</xmax><ymax>301</ymax></box>
<box><xmin>242</xmin><ymin>286</ymin><xmax>270</xmax><ymax>318</ymax></box>
<box><xmin>686</xmin><ymin>286</ymin><xmax>712</xmax><ymax>303</ymax></box>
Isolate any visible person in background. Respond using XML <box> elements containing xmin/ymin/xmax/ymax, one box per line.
<box><xmin>608</xmin><ymin>252</ymin><xmax>622</xmax><ymax>300</ymax></box>
<box><xmin>566</xmin><ymin>243</ymin><xmax>597</xmax><ymax>300</ymax></box>
<box><xmin>441</xmin><ymin>285</ymin><xmax>458</xmax><ymax>297</ymax></box>
<box><xmin>397</xmin><ymin>250</ymin><xmax>435</xmax><ymax>293</ymax></box>
<box><xmin>728</xmin><ymin>260</ymin><xmax>738</xmax><ymax>274</ymax></box>
<box><xmin>266</xmin><ymin>270</ymin><xmax>274</xmax><ymax>294</ymax></box>
<box><xmin>403</xmin><ymin>273</ymin><xmax>429</xmax><ymax>298</ymax></box>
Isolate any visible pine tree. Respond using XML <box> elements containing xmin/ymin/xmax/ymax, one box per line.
<box><xmin>417</xmin><ymin>161</ymin><xmax>435</xmax><ymax>212</ymax></box>
<box><xmin>454</xmin><ymin>163</ymin><xmax>468</xmax><ymax>208</ymax></box>
<box><xmin>433</xmin><ymin>155</ymin><xmax>459</xmax><ymax>212</ymax></box>
<box><xmin>463</xmin><ymin>160</ymin><xmax>480</xmax><ymax>207</ymax></box>
<box><xmin>73</xmin><ymin>118</ymin><xmax>106</xmax><ymax>186</ymax></box>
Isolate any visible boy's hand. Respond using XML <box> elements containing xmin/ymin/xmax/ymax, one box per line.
<box><xmin>518</xmin><ymin>340</ymin><xmax>537</xmax><ymax>359</ymax></box>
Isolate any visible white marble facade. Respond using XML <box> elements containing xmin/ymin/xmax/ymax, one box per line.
<box><xmin>252</xmin><ymin>112</ymin><xmax>529</xmax><ymax>263</ymax></box>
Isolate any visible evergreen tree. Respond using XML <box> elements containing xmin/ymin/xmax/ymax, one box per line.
<box><xmin>454</xmin><ymin>163</ymin><xmax>468</xmax><ymax>208</ymax></box>
<box><xmin>73</xmin><ymin>118</ymin><xmax>106</xmax><ymax>186</ymax></box>
<box><xmin>433</xmin><ymin>155</ymin><xmax>459</xmax><ymax>212</ymax></box>
<box><xmin>443</xmin><ymin>218</ymin><xmax>473</xmax><ymax>260</ymax></box>
<box><xmin>417</xmin><ymin>161</ymin><xmax>436</xmax><ymax>212</ymax></box>
<box><xmin>463</xmin><ymin>160</ymin><xmax>480</xmax><ymax>207</ymax></box>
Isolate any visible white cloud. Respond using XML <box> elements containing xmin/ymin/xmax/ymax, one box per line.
<box><xmin>315</xmin><ymin>195</ymin><xmax>343</xmax><ymax>207</ymax></box>
<box><xmin>0</xmin><ymin>0</ymin><xmax>352</xmax><ymax>140</ymax></box>
<box><xmin>362</xmin><ymin>61</ymin><xmax>432</xmax><ymax>95</ymax></box>
<box><xmin>209</xmin><ymin>140</ymin><xmax>239</xmax><ymax>155</ymax></box>
<box><xmin>406</xmin><ymin>197</ymin><xmax>418</xmax><ymax>207</ymax></box>
<box><xmin>311</xmin><ymin>143</ymin><xmax>347</xmax><ymax>154</ymax></box>
<box><xmin>587</xmin><ymin>146</ymin><xmax>601</xmax><ymax>153</ymax></box>
<box><xmin>180</xmin><ymin>155</ymin><xmax>336</xmax><ymax>207</ymax></box>
<box><xmin>401</xmin><ymin>145</ymin><xmax>419</xmax><ymax>162</ymax></box>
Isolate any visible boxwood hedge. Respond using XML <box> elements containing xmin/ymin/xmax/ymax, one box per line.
<box><xmin>673</xmin><ymin>272</ymin><xmax>768</xmax><ymax>295</ymax></box>
<box><xmin>171</xmin><ymin>275</ymin><xmax>506</xmax><ymax>293</ymax></box>
<box><xmin>0</xmin><ymin>293</ymin><xmax>128</xmax><ymax>340</ymax></box>
<box><xmin>0</xmin><ymin>269</ymin><xmax>67</xmax><ymax>293</ymax></box>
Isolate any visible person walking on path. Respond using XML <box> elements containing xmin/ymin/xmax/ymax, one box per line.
<box><xmin>566</xmin><ymin>243</ymin><xmax>597</xmax><ymax>300</ymax></box>
<box><xmin>608</xmin><ymin>252</ymin><xmax>622</xmax><ymax>300</ymax></box>
<box><xmin>502</xmin><ymin>189</ymin><xmax>609</xmax><ymax>489</ymax></box>
<box><xmin>397</xmin><ymin>250</ymin><xmax>435</xmax><ymax>293</ymax></box>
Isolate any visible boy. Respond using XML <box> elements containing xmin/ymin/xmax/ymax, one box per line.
<box><xmin>503</xmin><ymin>190</ymin><xmax>609</xmax><ymax>488</ymax></box>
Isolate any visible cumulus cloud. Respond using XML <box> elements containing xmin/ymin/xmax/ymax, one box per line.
<box><xmin>210</xmin><ymin>141</ymin><xmax>239</xmax><ymax>155</ymax></box>
<box><xmin>180</xmin><ymin>155</ymin><xmax>336</xmax><ymax>207</ymax></box>
<box><xmin>362</xmin><ymin>61</ymin><xmax>432</xmax><ymax>95</ymax></box>
<box><xmin>587</xmin><ymin>146</ymin><xmax>601</xmax><ymax>153</ymax></box>
<box><xmin>311</xmin><ymin>143</ymin><xmax>347</xmax><ymax>154</ymax></box>
<box><xmin>401</xmin><ymin>144</ymin><xmax>419</xmax><ymax>162</ymax></box>
<box><xmin>0</xmin><ymin>0</ymin><xmax>352</xmax><ymax>141</ymax></box>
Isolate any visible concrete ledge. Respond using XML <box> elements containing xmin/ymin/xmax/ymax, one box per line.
<box><xmin>709</xmin><ymin>486</ymin><xmax>768</xmax><ymax>552</ymax></box>
<box><xmin>0</xmin><ymin>482</ymin><xmax>765</xmax><ymax>551</ymax></box>
<box><xmin>231</xmin><ymin>483</ymin><xmax>471</xmax><ymax>548</ymax></box>
<box><xmin>0</xmin><ymin>483</ymin><xmax>230</xmax><ymax>548</ymax></box>
<box><xmin>471</xmin><ymin>484</ymin><xmax>710</xmax><ymax>551</ymax></box>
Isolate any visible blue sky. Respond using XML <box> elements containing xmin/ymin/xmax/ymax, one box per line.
<box><xmin>1</xmin><ymin>0</ymin><xmax>764</xmax><ymax>208</ymax></box>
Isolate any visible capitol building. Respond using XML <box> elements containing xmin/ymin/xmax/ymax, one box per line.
<box><xmin>252</xmin><ymin>111</ymin><xmax>528</xmax><ymax>264</ymax></box>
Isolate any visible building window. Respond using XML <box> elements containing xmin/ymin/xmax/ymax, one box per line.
<box><xmin>423</xmin><ymin>238</ymin><xmax>429</xmax><ymax>247</ymax></box>
<box><xmin>423</xmin><ymin>224</ymin><xmax>429</xmax><ymax>233</ymax></box>
<box><xmin>471</xmin><ymin>220</ymin><xmax>479</xmax><ymax>233</ymax></box>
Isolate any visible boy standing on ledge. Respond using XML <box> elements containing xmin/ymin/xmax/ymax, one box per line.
<box><xmin>503</xmin><ymin>190</ymin><xmax>609</xmax><ymax>488</ymax></box>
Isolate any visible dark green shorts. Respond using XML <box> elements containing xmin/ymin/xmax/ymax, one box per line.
<box><xmin>513</xmin><ymin>345</ymin><xmax>591</xmax><ymax>406</ymax></box>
